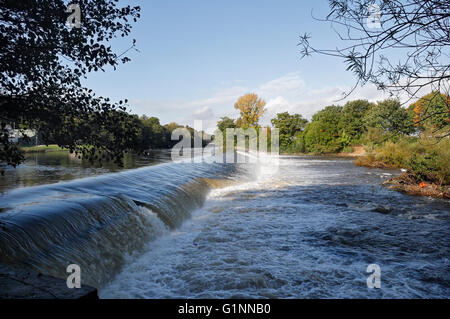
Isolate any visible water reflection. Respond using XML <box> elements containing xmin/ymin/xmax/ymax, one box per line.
<box><xmin>0</xmin><ymin>150</ymin><xmax>173</xmax><ymax>192</ymax></box>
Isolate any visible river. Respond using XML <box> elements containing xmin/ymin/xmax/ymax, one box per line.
<box><xmin>0</xmin><ymin>151</ymin><xmax>448</xmax><ymax>298</ymax></box>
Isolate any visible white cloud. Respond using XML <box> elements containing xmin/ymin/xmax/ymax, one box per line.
<box><xmin>185</xmin><ymin>86</ymin><xmax>248</xmax><ymax>109</ymax></box>
<box><xmin>258</xmin><ymin>72</ymin><xmax>305</xmax><ymax>97</ymax></box>
<box><xmin>193</xmin><ymin>106</ymin><xmax>214</xmax><ymax>118</ymax></box>
<box><xmin>128</xmin><ymin>71</ymin><xmax>401</xmax><ymax>133</ymax></box>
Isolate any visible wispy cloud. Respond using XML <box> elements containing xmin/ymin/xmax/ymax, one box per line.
<box><xmin>258</xmin><ymin>72</ymin><xmax>305</xmax><ymax>97</ymax></box>
<box><xmin>128</xmin><ymin>71</ymin><xmax>395</xmax><ymax>133</ymax></box>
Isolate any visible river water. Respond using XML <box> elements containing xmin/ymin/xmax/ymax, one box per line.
<box><xmin>0</xmin><ymin>151</ymin><xmax>448</xmax><ymax>298</ymax></box>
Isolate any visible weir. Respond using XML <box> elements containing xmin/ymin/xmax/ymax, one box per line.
<box><xmin>0</xmin><ymin>159</ymin><xmax>248</xmax><ymax>288</ymax></box>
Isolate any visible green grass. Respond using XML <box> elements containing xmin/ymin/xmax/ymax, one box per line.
<box><xmin>20</xmin><ymin>144</ymin><xmax>67</xmax><ymax>153</ymax></box>
<box><xmin>355</xmin><ymin>135</ymin><xmax>450</xmax><ymax>185</ymax></box>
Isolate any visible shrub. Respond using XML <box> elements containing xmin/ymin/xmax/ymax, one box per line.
<box><xmin>356</xmin><ymin>135</ymin><xmax>449</xmax><ymax>185</ymax></box>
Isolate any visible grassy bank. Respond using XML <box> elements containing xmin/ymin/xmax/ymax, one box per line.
<box><xmin>354</xmin><ymin>136</ymin><xmax>449</xmax><ymax>198</ymax></box>
<box><xmin>355</xmin><ymin>137</ymin><xmax>449</xmax><ymax>185</ymax></box>
<box><xmin>20</xmin><ymin>145</ymin><xmax>67</xmax><ymax>153</ymax></box>
<box><xmin>280</xmin><ymin>145</ymin><xmax>366</xmax><ymax>157</ymax></box>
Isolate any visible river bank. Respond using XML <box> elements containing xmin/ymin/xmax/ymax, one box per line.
<box><xmin>353</xmin><ymin>139</ymin><xmax>449</xmax><ymax>199</ymax></box>
<box><xmin>381</xmin><ymin>173</ymin><xmax>450</xmax><ymax>199</ymax></box>
<box><xmin>282</xmin><ymin>145</ymin><xmax>449</xmax><ymax>199</ymax></box>
<box><xmin>280</xmin><ymin>146</ymin><xmax>367</xmax><ymax>158</ymax></box>
<box><xmin>20</xmin><ymin>145</ymin><xmax>67</xmax><ymax>153</ymax></box>
<box><xmin>352</xmin><ymin>154</ymin><xmax>448</xmax><ymax>199</ymax></box>
<box><xmin>358</xmin><ymin>167</ymin><xmax>450</xmax><ymax>199</ymax></box>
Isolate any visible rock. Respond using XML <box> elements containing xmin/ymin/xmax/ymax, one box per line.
<box><xmin>372</xmin><ymin>207</ymin><xmax>391</xmax><ymax>214</ymax></box>
<box><xmin>0</xmin><ymin>263</ymin><xmax>98</xmax><ymax>299</ymax></box>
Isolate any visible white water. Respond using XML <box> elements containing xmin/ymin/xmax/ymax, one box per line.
<box><xmin>100</xmin><ymin>157</ymin><xmax>449</xmax><ymax>298</ymax></box>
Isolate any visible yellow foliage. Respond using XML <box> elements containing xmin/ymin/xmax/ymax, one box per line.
<box><xmin>234</xmin><ymin>93</ymin><xmax>266</xmax><ymax>128</ymax></box>
<box><xmin>409</xmin><ymin>91</ymin><xmax>450</xmax><ymax>129</ymax></box>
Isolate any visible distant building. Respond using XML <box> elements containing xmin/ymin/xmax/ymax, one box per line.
<box><xmin>5</xmin><ymin>124</ymin><xmax>36</xmax><ymax>144</ymax></box>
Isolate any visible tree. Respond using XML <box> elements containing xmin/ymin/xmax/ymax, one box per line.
<box><xmin>298</xmin><ymin>0</ymin><xmax>450</xmax><ymax>133</ymax></box>
<box><xmin>163</xmin><ymin>122</ymin><xmax>183</xmax><ymax>148</ymax></box>
<box><xmin>0</xmin><ymin>0</ymin><xmax>142</xmax><ymax>169</ymax></box>
<box><xmin>138</xmin><ymin>115</ymin><xmax>166</xmax><ymax>149</ymax></box>
<box><xmin>303</xmin><ymin>105</ymin><xmax>344</xmax><ymax>153</ymax></box>
<box><xmin>271</xmin><ymin>112</ymin><xmax>308</xmax><ymax>150</ymax></box>
<box><xmin>234</xmin><ymin>93</ymin><xmax>267</xmax><ymax>128</ymax></box>
<box><xmin>215</xmin><ymin>117</ymin><xmax>236</xmax><ymax>149</ymax></box>
<box><xmin>339</xmin><ymin>99</ymin><xmax>374</xmax><ymax>141</ymax></box>
<box><xmin>235</xmin><ymin>118</ymin><xmax>244</xmax><ymax>128</ymax></box>
<box><xmin>364</xmin><ymin>99</ymin><xmax>415</xmax><ymax>136</ymax></box>
<box><xmin>408</xmin><ymin>92</ymin><xmax>450</xmax><ymax>135</ymax></box>
<box><xmin>217</xmin><ymin>117</ymin><xmax>236</xmax><ymax>132</ymax></box>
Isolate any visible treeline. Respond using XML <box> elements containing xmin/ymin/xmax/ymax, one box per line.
<box><xmin>272</xmin><ymin>91</ymin><xmax>448</xmax><ymax>185</ymax></box>
<box><xmin>31</xmin><ymin>114</ymin><xmax>210</xmax><ymax>158</ymax></box>
<box><xmin>218</xmin><ymin>92</ymin><xmax>448</xmax><ymax>154</ymax></box>
<box><xmin>273</xmin><ymin>99</ymin><xmax>411</xmax><ymax>154</ymax></box>
<box><xmin>130</xmin><ymin>115</ymin><xmax>210</xmax><ymax>151</ymax></box>
<box><xmin>217</xmin><ymin>92</ymin><xmax>449</xmax><ymax>185</ymax></box>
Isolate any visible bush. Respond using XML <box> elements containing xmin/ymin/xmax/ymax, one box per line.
<box><xmin>356</xmin><ymin>135</ymin><xmax>449</xmax><ymax>185</ymax></box>
<box><xmin>374</xmin><ymin>140</ymin><xmax>410</xmax><ymax>167</ymax></box>
<box><xmin>407</xmin><ymin>154</ymin><xmax>439</xmax><ymax>183</ymax></box>
<box><xmin>361</xmin><ymin>127</ymin><xmax>388</xmax><ymax>151</ymax></box>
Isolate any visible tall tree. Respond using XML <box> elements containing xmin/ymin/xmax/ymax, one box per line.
<box><xmin>234</xmin><ymin>93</ymin><xmax>267</xmax><ymax>128</ymax></box>
<box><xmin>303</xmin><ymin>105</ymin><xmax>344</xmax><ymax>153</ymax></box>
<box><xmin>271</xmin><ymin>112</ymin><xmax>308</xmax><ymax>150</ymax></box>
<box><xmin>339</xmin><ymin>99</ymin><xmax>374</xmax><ymax>141</ymax></box>
<box><xmin>0</xmin><ymin>0</ymin><xmax>142</xmax><ymax>169</ymax></box>
<box><xmin>364</xmin><ymin>99</ymin><xmax>415</xmax><ymax>135</ymax></box>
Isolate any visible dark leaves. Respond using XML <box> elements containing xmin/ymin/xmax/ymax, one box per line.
<box><xmin>0</xmin><ymin>0</ymin><xmax>142</xmax><ymax>167</ymax></box>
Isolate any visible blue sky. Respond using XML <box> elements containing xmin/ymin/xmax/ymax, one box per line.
<box><xmin>83</xmin><ymin>0</ymin><xmax>389</xmax><ymax>132</ymax></box>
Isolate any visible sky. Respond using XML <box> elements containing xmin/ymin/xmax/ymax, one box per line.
<box><xmin>83</xmin><ymin>0</ymin><xmax>392</xmax><ymax>133</ymax></box>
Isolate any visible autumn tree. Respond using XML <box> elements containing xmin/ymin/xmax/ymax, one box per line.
<box><xmin>0</xmin><ymin>0</ymin><xmax>142</xmax><ymax>169</ymax></box>
<box><xmin>408</xmin><ymin>92</ymin><xmax>450</xmax><ymax>135</ymax></box>
<box><xmin>234</xmin><ymin>93</ymin><xmax>267</xmax><ymax>128</ymax></box>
